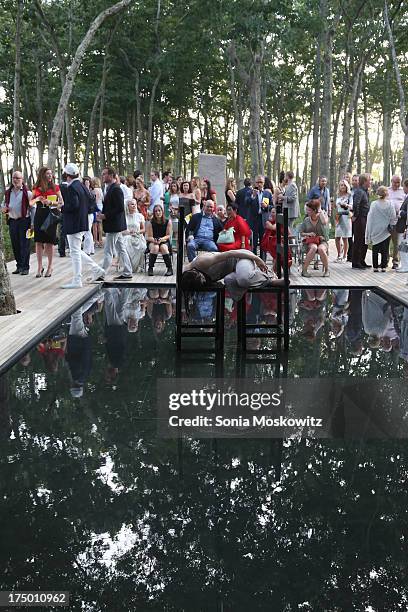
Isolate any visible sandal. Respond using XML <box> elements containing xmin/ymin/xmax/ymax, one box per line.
<box><xmin>45</xmin><ymin>268</ymin><xmax>53</xmax><ymax>278</ymax></box>
<box><xmin>36</xmin><ymin>268</ymin><xmax>44</xmax><ymax>278</ymax></box>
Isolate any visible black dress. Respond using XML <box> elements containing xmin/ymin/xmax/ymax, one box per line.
<box><xmin>33</xmin><ymin>188</ymin><xmax>59</xmax><ymax>245</ymax></box>
<box><xmin>151</xmin><ymin>220</ymin><xmax>171</xmax><ymax>250</ymax></box>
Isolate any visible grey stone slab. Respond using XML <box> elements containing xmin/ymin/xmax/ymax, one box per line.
<box><xmin>198</xmin><ymin>153</ymin><xmax>227</xmax><ymax>205</ymax></box>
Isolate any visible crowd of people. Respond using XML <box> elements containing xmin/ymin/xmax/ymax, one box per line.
<box><xmin>2</xmin><ymin>165</ymin><xmax>408</xmax><ymax>287</ymax></box>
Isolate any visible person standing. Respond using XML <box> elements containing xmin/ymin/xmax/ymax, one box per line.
<box><xmin>61</xmin><ymin>163</ymin><xmax>105</xmax><ymax>289</ymax></box>
<box><xmin>307</xmin><ymin>175</ymin><xmax>331</xmax><ymax>216</ymax></box>
<box><xmin>334</xmin><ymin>179</ymin><xmax>353</xmax><ymax>262</ymax></box>
<box><xmin>365</xmin><ymin>186</ymin><xmax>397</xmax><ymax>272</ymax></box>
<box><xmin>352</xmin><ymin>173</ymin><xmax>371</xmax><ymax>269</ymax></box>
<box><xmin>250</xmin><ymin>175</ymin><xmax>273</xmax><ymax>259</ymax></box>
<box><xmin>58</xmin><ymin>172</ymin><xmax>69</xmax><ymax>257</ymax></box>
<box><xmin>395</xmin><ymin>178</ymin><xmax>408</xmax><ymax>273</ymax></box>
<box><xmin>345</xmin><ymin>174</ymin><xmax>360</xmax><ymax>261</ymax></box>
<box><xmin>1</xmin><ymin>171</ymin><xmax>33</xmax><ymax>275</ymax></box>
<box><xmin>82</xmin><ymin>176</ymin><xmax>96</xmax><ymax>256</ymax></box>
<box><xmin>387</xmin><ymin>175</ymin><xmax>406</xmax><ymax>269</ymax></box>
<box><xmin>235</xmin><ymin>178</ymin><xmax>254</xmax><ymax>222</ymax></box>
<box><xmin>30</xmin><ymin>167</ymin><xmax>63</xmax><ymax>278</ymax></box>
<box><xmin>98</xmin><ymin>167</ymin><xmax>133</xmax><ymax>280</ymax></box>
<box><xmin>225</xmin><ymin>178</ymin><xmax>237</xmax><ymax>204</ymax></box>
<box><xmin>148</xmin><ymin>170</ymin><xmax>164</xmax><ymax>212</ymax></box>
<box><xmin>282</xmin><ymin>170</ymin><xmax>300</xmax><ymax>229</ymax></box>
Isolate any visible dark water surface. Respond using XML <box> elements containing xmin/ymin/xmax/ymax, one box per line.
<box><xmin>1</xmin><ymin>287</ymin><xmax>407</xmax><ymax>610</ymax></box>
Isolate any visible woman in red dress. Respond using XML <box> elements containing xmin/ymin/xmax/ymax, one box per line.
<box><xmin>261</xmin><ymin>208</ymin><xmax>293</xmax><ymax>270</ymax></box>
<box><xmin>217</xmin><ymin>202</ymin><xmax>251</xmax><ymax>252</ymax></box>
<box><xmin>30</xmin><ymin>167</ymin><xmax>63</xmax><ymax>277</ymax></box>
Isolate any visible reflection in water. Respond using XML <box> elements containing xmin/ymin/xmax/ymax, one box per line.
<box><xmin>1</xmin><ymin>288</ymin><xmax>408</xmax><ymax>609</ymax></box>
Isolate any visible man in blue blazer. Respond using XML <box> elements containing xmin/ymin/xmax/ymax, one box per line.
<box><xmin>61</xmin><ymin>163</ymin><xmax>105</xmax><ymax>289</ymax></box>
<box><xmin>186</xmin><ymin>200</ymin><xmax>223</xmax><ymax>261</ymax></box>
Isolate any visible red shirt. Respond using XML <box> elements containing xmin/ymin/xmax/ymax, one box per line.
<box><xmin>33</xmin><ymin>185</ymin><xmax>60</xmax><ymax>199</ymax></box>
<box><xmin>218</xmin><ymin>214</ymin><xmax>251</xmax><ymax>252</ymax></box>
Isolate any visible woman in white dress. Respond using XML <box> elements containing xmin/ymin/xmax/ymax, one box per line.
<box><xmin>122</xmin><ymin>198</ymin><xmax>147</xmax><ymax>272</ymax></box>
<box><xmin>334</xmin><ymin>179</ymin><xmax>353</xmax><ymax>262</ymax></box>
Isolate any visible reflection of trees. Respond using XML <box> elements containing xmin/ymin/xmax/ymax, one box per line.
<box><xmin>1</xmin><ymin>289</ymin><xmax>408</xmax><ymax>609</ymax></box>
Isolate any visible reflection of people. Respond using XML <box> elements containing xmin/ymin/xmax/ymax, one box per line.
<box><xmin>103</xmin><ymin>288</ymin><xmax>130</xmax><ymax>383</ymax></box>
<box><xmin>66</xmin><ymin>297</ymin><xmax>96</xmax><ymax>398</ymax></box>
<box><xmin>362</xmin><ymin>290</ymin><xmax>391</xmax><ymax>349</ymax></box>
<box><xmin>330</xmin><ymin>290</ymin><xmax>349</xmax><ymax>339</ymax></box>
<box><xmin>298</xmin><ymin>289</ymin><xmax>327</xmax><ymax>343</ymax></box>
<box><xmin>345</xmin><ymin>289</ymin><xmax>364</xmax><ymax>355</ymax></box>
<box><xmin>147</xmin><ymin>288</ymin><xmax>172</xmax><ymax>335</ymax></box>
<box><xmin>37</xmin><ymin>335</ymin><xmax>67</xmax><ymax>372</ymax></box>
<box><xmin>181</xmin><ymin>249</ymin><xmax>285</xmax><ymax>303</ymax></box>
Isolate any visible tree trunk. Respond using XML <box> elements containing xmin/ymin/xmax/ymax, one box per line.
<box><xmin>310</xmin><ymin>36</ymin><xmax>321</xmax><ymax>185</ymax></box>
<box><xmin>145</xmin><ymin>71</ymin><xmax>161</xmax><ymax>175</ymax></box>
<box><xmin>384</xmin><ymin>0</ymin><xmax>408</xmax><ymax>178</ymax></box>
<box><xmin>383</xmin><ymin>91</ymin><xmax>392</xmax><ymax>185</ymax></box>
<box><xmin>47</xmin><ymin>0</ymin><xmax>133</xmax><ymax>169</ymax></box>
<box><xmin>363</xmin><ymin>84</ymin><xmax>369</xmax><ymax>172</ymax></box>
<box><xmin>174</xmin><ymin>111</ymin><xmax>184</xmax><ymax>176</ymax></box>
<box><xmin>13</xmin><ymin>0</ymin><xmax>23</xmax><ymax>171</ymax></box>
<box><xmin>263</xmin><ymin>85</ymin><xmax>272</xmax><ymax>178</ymax></box>
<box><xmin>189</xmin><ymin>119</ymin><xmax>195</xmax><ymax>179</ymax></box>
<box><xmin>228</xmin><ymin>58</ymin><xmax>245</xmax><ymax>185</ymax></box>
<box><xmin>35</xmin><ymin>55</ymin><xmax>44</xmax><ymax>168</ymax></box>
<box><xmin>303</xmin><ymin>127</ymin><xmax>311</xmax><ymax>193</ymax></box>
<box><xmin>65</xmin><ymin>108</ymin><xmax>75</xmax><ymax>162</ymax></box>
<box><xmin>0</xmin><ymin>219</ymin><xmax>17</xmax><ymax>315</ymax></box>
<box><xmin>98</xmin><ymin>71</ymin><xmax>107</xmax><ymax>171</ymax></box>
<box><xmin>338</xmin><ymin>58</ymin><xmax>364</xmax><ymax>181</ymax></box>
<box><xmin>117</xmin><ymin>129</ymin><xmax>124</xmax><ymax>174</ymax></box>
<box><xmin>273</xmin><ymin>110</ymin><xmax>282</xmax><ymax>183</ymax></box>
<box><xmin>319</xmin><ymin>3</ymin><xmax>335</xmax><ymax>180</ymax></box>
<box><xmin>330</xmin><ymin>97</ymin><xmax>343</xmax><ymax>190</ymax></box>
<box><xmin>83</xmin><ymin>87</ymin><xmax>101</xmax><ymax>176</ymax></box>
<box><xmin>355</xmin><ymin>108</ymin><xmax>361</xmax><ymax>174</ymax></box>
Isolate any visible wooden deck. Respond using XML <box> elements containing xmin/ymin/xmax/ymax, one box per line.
<box><xmin>1</xmin><ymin>240</ymin><xmax>408</xmax><ymax>373</ymax></box>
<box><xmin>0</xmin><ymin>248</ymin><xmax>175</xmax><ymax>374</ymax></box>
<box><xmin>289</xmin><ymin>241</ymin><xmax>408</xmax><ymax>306</ymax></box>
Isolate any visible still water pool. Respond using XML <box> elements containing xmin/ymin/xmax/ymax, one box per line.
<box><xmin>1</xmin><ymin>287</ymin><xmax>407</xmax><ymax>610</ymax></box>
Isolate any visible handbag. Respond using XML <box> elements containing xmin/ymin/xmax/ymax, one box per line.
<box><xmin>304</xmin><ymin>236</ymin><xmax>321</xmax><ymax>246</ymax></box>
<box><xmin>40</xmin><ymin>209</ymin><xmax>60</xmax><ymax>234</ymax></box>
<box><xmin>217</xmin><ymin>227</ymin><xmax>235</xmax><ymax>244</ymax></box>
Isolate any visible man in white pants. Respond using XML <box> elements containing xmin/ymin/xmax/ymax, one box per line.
<box><xmin>61</xmin><ymin>163</ymin><xmax>104</xmax><ymax>289</ymax></box>
<box><xmin>97</xmin><ymin>167</ymin><xmax>132</xmax><ymax>280</ymax></box>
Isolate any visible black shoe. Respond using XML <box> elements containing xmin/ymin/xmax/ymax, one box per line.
<box><xmin>361</xmin><ymin>263</ymin><xmax>371</xmax><ymax>268</ymax></box>
<box><xmin>352</xmin><ymin>264</ymin><xmax>364</xmax><ymax>269</ymax></box>
<box><xmin>59</xmin><ymin>253</ymin><xmax>66</xmax><ymax>258</ymax></box>
<box><xmin>20</xmin><ymin>270</ymin><xmax>29</xmax><ymax>275</ymax></box>
<box><xmin>114</xmin><ymin>274</ymin><xmax>132</xmax><ymax>280</ymax></box>
<box><xmin>164</xmin><ymin>268</ymin><xmax>173</xmax><ymax>276</ymax></box>
<box><xmin>148</xmin><ymin>269</ymin><xmax>154</xmax><ymax>277</ymax></box>
<box><xmin>12</xmin><ymin>269</ymin><xmax>20</xmax><ymax>274</ymax></box>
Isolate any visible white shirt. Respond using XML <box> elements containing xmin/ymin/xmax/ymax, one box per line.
<box><xmin>388</xmin><ymin>186</ymin><xmax>405</xmax><ymax>215</ymax></box>
<box><xmin>120</xmin><ymin>184</ymin><xmax>133</xmax><ymax>201</ymax></box>
<box><xmin>149</xmin><ymin>178</ymin><xmax>164</xmax><ymax>208</ymax></box>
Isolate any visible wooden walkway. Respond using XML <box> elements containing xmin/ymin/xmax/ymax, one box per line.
<box><xmin>1</xmin><ymin>240</ymin><xmax>408</xmax><ymax>373</ymax></box>
<box><xmin>0</xmin><ymin>248</ymin><xmax>174</xmax><ymax>374</ymax></box>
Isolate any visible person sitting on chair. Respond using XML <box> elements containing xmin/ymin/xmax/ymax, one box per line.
<box><xmin>146</xmin><ymin>204</ymin><xmax>173</xmax><ymax>276</ymax></box>
<box><xmin>298</xmin><ymin>199</ymin><xmax>329</xmax><ymax>277</ymax></box>
<box><xmin>186</xmin><ymin>200</ymin><xmax>223</xmax><ymax>262</ymax></box>
<box><xmin>217</xmin><ymin>202</ymin><xmax>251</xmax><ymax>252</ymax></box>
